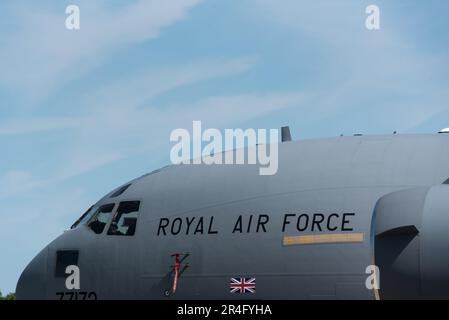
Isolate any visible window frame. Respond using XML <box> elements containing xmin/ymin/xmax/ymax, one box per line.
<box><xmin>109</xmin><ymin>183</ymin><xmax>132</xmax><ymax>198</ymax></box>
<box><xmin>87</xmin><ymin>203</ymin><xmax>116</xmax><ymax>235</ymax></box>
<box><xmin>71</xmin><ymin>205</ymin><xmax>97</xmax><ymax>229</ymax></box>
<box><xmin>107</xmin><ymin>199</ymin><xmax>142</xmax><ymax>237</ymax></box>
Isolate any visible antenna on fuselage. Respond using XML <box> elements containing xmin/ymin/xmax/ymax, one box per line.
<box><xmin>281</xmin><ymin>126</ymin><xmax>292</xmax><ymax>142</ymax></box>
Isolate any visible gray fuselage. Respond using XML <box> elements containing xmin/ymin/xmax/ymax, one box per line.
<box><xmin>16</xmin><ymin>134</ymin><xmax>449</xmax><ymax>299</ymax></box>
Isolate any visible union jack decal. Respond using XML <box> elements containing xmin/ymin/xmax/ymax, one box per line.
<box><xmin>229</xmin><ymin>277</ymin><xmax>256</xmax><ymax>294</ymax></box>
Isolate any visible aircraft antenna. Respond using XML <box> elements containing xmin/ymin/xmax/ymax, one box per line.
<box><xmin>281</xmin><ymin>126</ymin><xmax>292</xmax><ymax>142</ymax></box>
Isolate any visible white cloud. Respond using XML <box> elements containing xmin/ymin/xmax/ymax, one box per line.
<box><xmin>0</xmin><ymin>170</ymin><xmax>47</xmax><ymax>199</ymax></box>
<box><xmin>0</xmin><ymin>117</ymin><xmax>87</xmax><ymax>135</ymax></box>
<box><xmin>57</xmin><ymin>152</ymin><xmax>126</xmax><ymax>181</ymax></box>
<box><xmin>0</xmin><ymin>57</ymin><xmax>264</xmax><ymax>189</ymax></box>
<box><xmin>0</xmin><ymin>0</ymin><xmax>203</xmax><ymax>106</ymax></box>
<box><xmin>83</xmin><ymin>58</ymin><xmax>256</xmax><ymax>110</ymax></box>
<box><xmin>247</xmin><ymin>0</ymin><xmax>449</xmax><ymax>132</ymax></box>
<box><xmin>53</xmin><ymin>91</ymin><xmax>305</xmax><ymax>181</ymax></box>
<box><xmin>158</xmin><ymin>92</ymin><xmax>306</xmax><ymax>128</ymax></box>
<box><xmin>0</xmin><ymin>90</ymin><xmax>305</xmax><ymax>195</ymax></box>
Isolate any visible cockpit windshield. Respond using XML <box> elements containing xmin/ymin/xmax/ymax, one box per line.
<box><xmin>107</xmin><ymin>201</ymin><xmax>140</xmax><ymax>236</ymax></box>
<box><xmin>70</xmin><ymin>200</ymin><xmax>141</xmax><ymax>237</ymax></box>
<box><xmin>87</xmin><ymin>204</ymin><xmax>115</xmax><ymax>234</ymax></box>
<box><xmin>71</xmin><ymin>205</ymin><xmax>97</xmax><ymax>229</ymax></box>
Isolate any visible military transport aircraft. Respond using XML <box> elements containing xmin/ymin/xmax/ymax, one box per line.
<box><xmin>16</xmin><ymin>130</ymin><xmax>449</xmax><ymax>299</ymax></box>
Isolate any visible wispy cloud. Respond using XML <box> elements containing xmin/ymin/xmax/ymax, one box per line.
<box><xmin>15</xmin><ymin>92</ymin><xmax>297</xmax><ymax>206</ymax></box>
<box><xmin>0</xmin><ymin>171</ymin><xmax>44</xmax><ymax>199</ymax></box>
<box><xmin>0</xmin><ymin>57</ymin><xmax>283</xmax><ymax>195</ymax></box>
<box><xmin>158</xmin><ymin>92</ymin><xmax>306</xmax><ymax>128</ymax></box>
<box><xmin>0</xmin><ymin>117</ymin><xmax>87</xmax><ymax>135</ymax></box>
<box><xmin>83</xmin><ymin>58</ymin><xmax>256</xmax><ymax>110</ymax></box>
<box><xmin>54</xmin><ymin>83</ymin><xmax>304</xmax><ymax>183</ymax></box>
<box><xmin>248</xmin><ymin>0</ymin><xmax>449</xmax><ymax>133</ymax></box>
<box><xmin>0</xmin><ymin>0</ymin><xmax>203</xmax><ymax>106</ymax></box>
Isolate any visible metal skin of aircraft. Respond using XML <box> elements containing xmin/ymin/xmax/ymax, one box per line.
<box><xmin>15</xmin><ymin>133</ymin><xmax>449</xmax><ymax>300</ymax></box>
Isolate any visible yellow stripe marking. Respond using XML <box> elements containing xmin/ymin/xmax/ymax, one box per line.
<box><xmin>283</xmin><ymin>233</ymin><xmax>364</xmax><ymax>246</ymax></box>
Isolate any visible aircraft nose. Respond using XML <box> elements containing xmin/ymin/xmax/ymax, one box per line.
<box><xmin>16</xmin><ymin>248</ymin><xmax>48</xmax><ymax>300</ymax></box>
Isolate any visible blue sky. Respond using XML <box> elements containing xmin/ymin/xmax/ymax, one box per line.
<box><xmin>1</xmin><ymin>0</ymin><xmax>449</xmax><ymax>293</ymax></box>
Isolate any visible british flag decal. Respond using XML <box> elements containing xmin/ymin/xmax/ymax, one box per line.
<box><xmin>229</xmin><ymin>277</ymin><xmax>256</xmax><ymax>294</ymax></box>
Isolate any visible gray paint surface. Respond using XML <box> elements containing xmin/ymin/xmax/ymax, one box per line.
<box><xmin>16</xmin><ymin>134</ymin><xmax>449</xmax><ymax>299</ymax></box>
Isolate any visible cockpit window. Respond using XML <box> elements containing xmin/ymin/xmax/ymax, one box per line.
<box><xmin>88</xmin><ymin>203</ymin><xmax>115</xmax><ymax>234</ymax></box>
<box><xmin>110</xmin><ymin>183</ymin><xmax>132</xmax><ymax>198</ymax></box>
<box><xmin>107</xmin><ymin>201</ymin><xmax>140</xmax><ymax>236</ymax></box>
<box><xmin>71</xmin><ymin>205</ymin><xmax>96</xmax><ymax>229</ymax></box>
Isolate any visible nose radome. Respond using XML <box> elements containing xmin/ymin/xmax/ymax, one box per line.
<box><xmin>16</xmin><ymin>247</ymin><xmax>48</xmax><ymax>300</ymax></box>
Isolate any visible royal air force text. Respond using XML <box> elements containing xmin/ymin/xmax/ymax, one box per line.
<box><xmin>157</xmin><ymin>213</ymin><xmax>355</xmax><ymax>236</ymax></box>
